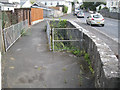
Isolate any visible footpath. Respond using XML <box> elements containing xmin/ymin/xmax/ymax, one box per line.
<box><xmin>2</xmin><ymin>21</ymin><xmax>94</xmax><ymax>88</ymax></box>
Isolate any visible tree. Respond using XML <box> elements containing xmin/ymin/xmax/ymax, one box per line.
<box><xmin>99</xmin><ymin>6</ymin><xmax>102</xmax><ymax>11</ymax></box>
<box><xmin>30</xmin><ymin>0</ymin><xmax>36</xmax><ymax>4</ymax></box>
<box><xmin>63</xmin><ymin>5</ymin><xmax>68</xmax><ymax>13</ymax></box>
<box><xmin>82</xmin><ymin>2</ymin><xmax>106</xmax><ymax>11</ymax></box>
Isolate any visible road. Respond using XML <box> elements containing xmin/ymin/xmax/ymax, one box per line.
<box><xmin>60</xmin><ymin>12</ymin><xmax>119</xmax><ymax>56</ymax></box>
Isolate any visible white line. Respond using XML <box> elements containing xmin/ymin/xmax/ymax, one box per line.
<box><xmin>91</xmin><ymin>27</ymin><xmax>119</xmax><ymax>43</ymax></box>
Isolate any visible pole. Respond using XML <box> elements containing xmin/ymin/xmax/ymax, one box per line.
<box><xmin>52</xmin><ymin>28</ymin><xmax>54</xmax><ymax>52</ymax></box>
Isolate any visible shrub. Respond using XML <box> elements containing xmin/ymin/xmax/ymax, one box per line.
<box><xmin>63</xmin><ymin>6</ymin><xmax>68</xmax><ymax>13</ymax></box>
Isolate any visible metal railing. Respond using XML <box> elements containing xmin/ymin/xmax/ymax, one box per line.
<box><xmin>46</xmin><ymin>21</ymin><xmax>84</xmax><ymax>52</ymax></box>
<box><xmin>52</xmin><ymin>28</ymin><xmax>83</xmax><ymax>52</ymax></box>
<box><xmin>47</xmin><ymin>21</ymin><xmax>52</xmax><ymax>51</ymax></box>
<box><xmin>3</xmin><ymin>20</ymin><xmax>28</xmax><ymax>51</ymax></box>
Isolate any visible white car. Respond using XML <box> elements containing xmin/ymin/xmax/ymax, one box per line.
<box><xmin>86</xmin><ymin>13</ymin><xmax>105</xmax><ymax>26</ymax></box>
<box><xmin>77</xmin><ymin>11</ymin><xmax>84</xmax><ymax>18</ymax></box>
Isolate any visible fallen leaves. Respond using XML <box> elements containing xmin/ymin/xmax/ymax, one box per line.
<box><xmin>9</xmin><ymin>66</ymin><xmax>15</xmax><ymax>69</ymax></box>
<box><xmin>10</xmin><ymin>57</ymin><xmax>15</xmax><ymax>61</ymax></box>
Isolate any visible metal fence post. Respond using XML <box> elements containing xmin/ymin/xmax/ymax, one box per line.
<box><xmin>52</xmin><ymin>28</ymin><xmax>54</xmax><ymax>52</ymax></box>
<box><xmin>81</xmin><ymin>28</ymin><xmax>83</xmax><ymax>51</ymax></box>
<box><xmin>0</xmin><ymin>12</ymin><xmax>2</xmax><ymax>52</ymax></box>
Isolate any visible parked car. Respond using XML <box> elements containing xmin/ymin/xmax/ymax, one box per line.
<box><xmin>77</xmin><ymin>11</ymin><xmax>84</xmax><ymax>18</ymax></box>
<box><xmin>86</xmin><ymin>13</ymin><xmax>104</xmax><ymax>26</ymax></box>
<box><xmin>74</xmin><ymin>10</ymin><xmax>79</xmax><ymax>15</ymax></box>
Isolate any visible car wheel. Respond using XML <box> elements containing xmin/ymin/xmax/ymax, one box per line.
<box><xmin>90</xmin><ymin>22</ymin><xmax>92</xmax><ymax>26</ymax></box>
<box><xmin>101</xmin><ymin>24</ymin><xmax>104</xmax><ymax>27</ymax></box>
<box><xmin>86</xmin><ymin>21</ymin><xmax>89</xmax><ymax>25</ymax></box>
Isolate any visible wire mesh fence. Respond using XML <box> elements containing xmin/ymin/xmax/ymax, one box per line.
<box><xmin>3</xmin><ymin>20</ymin><xmax>28</xmax><ymax>51</ymax></box>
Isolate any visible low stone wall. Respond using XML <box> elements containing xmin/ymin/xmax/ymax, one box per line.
<box><xmin>69</xmin><ymin>20</ymin><xmax>119</xmax><ymax>88</ymax></box>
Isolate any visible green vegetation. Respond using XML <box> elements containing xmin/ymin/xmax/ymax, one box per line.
<box><xmin>21</xmin><ymin>28</ymin><xmax>31</xmax><ymax>36</ymax></box>
<box><xmin>84</xmin><ymin>53</ymin><xmax>94</xmax><ymax>74</ymax></box>
<box><xmin>64</xmin><ymin>79</ymin><xmax>67</xmax><ymax>84</ymax></box>
<box><xmin>102</xmin><ymin>7</ymin><xmax>109</xmax><ymax>10</ymax></box>
<box><xmin>50</xmin><ymin>19</ymin><xmax>94</xmax><ymax>75</ymax></box>
<box><xmin>51</xmin><ymin>18</ymin><xmax>67</xmax><ymax>29</ymax></box>
<box><xmin>30</xmin><ymin>0</ymin><xmax>36</xmax><ymax>4</ymax></box>
<box><xmin>81</xmin><ymin>2</ymin><xmax>106</xmax><ymax>11</ymax></box>
<box><xmin>63</xmin><ymin>5</ymin><xmax>68</xmax><ymax>13</ymax></box>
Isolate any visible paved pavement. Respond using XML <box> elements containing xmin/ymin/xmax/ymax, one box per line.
<box><xmin>2</xmin><ymin>21</ymin><xmax>94</xmax><ymax>88</ymax></box>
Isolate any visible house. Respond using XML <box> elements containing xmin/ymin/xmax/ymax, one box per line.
<box><xmin>0</xmin><ymin>2</ymin><xmax>15</xmax><ymax>11</ymax></box>
<box><xmin>96</xmin><ymin>4</ymin><xmax>106</xmax><ymax>12</ymax></box>
<box><xmin>36</xmin><ymin>0</ymin><xmax>72</xmax><ymax>14</ymax></box>
<box><xmin>20</xmin><ymin>0</ymin><xmax>33</xmax><ymax>8</ymax></box>
<box><xmin>106</xmin><ymin>0</ymin><xmax>120</xmax><ymax>12</ymax></box>
<box><xmin>32</xmin><ymin>2</ymin><xmax>53</xmax><ymax>18</ymax></box>
<box><xmin>0</xmin><ymin>0</ymin><xmax>20</xmax><ymax>11</ymax></box>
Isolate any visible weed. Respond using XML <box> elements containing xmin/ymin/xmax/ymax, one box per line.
<box><xmin>21</xmin><ymin>28</ymin><xmax>29</xmax><ymax>36</ymax></box>
<box><xmin>84</xmin><ymin>53</ymin><xmax>94</xmax><ymax>74</ymax></box>
<box><xmin>62</xmin><ymin>68</ymin><xmax>67</xmax><ymax>71</ymax></box>
<box><xmin>64</xmin><ymin>79</ymin><xmax>67</xmax><ymax>84</ymax></box>
<box><xmin>84</xmin><ymin>53</ymin><xmax>89</xmax><ymax>60</ymax></box>
<box><xmin>45</xmin><ymin>25</ymin><xmax>47</xmax><ymax>32</ymax></box>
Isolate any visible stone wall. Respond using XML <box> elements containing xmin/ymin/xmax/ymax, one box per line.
<box><xmin>48</xmin><ymin>20</ymin><xmax>120</xmax><ymax>88</ymax></box>
<box><xmin>69</xmin><ymin>20</ymin><xmax>120</xmax><ymax>88</ymax></box>
<box><xmin>100</xmin><ymin>9</ymin><xmax>120</xmax><ymax>20</ymax></box>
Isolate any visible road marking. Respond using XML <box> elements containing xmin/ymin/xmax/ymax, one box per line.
<box><xmin>91</xmin><ymin>27</ymin><xmax>119</xmax><ymax>43</ymax></box>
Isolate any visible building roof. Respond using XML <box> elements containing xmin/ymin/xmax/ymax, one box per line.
<box><xmin>0</xmin><ymin>2</ymin><xmax>15</xmax><ymax>6</ymax></box>
<box><xmin>35</xmin><ymin>2</ymin><xmax>48</xmax><ymax>8</ymax></box>
<box><xmin>20</xmin><ymin>0</ymin><xmax>28</xmax><ymax>6</ymax></box>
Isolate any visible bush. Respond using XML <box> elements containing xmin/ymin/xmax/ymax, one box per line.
<box><xmin>102</xmin><ymin>7</ymin><xmax>109</xmax><ymax>10</ymax></box>
<box><xmin>63</xmin><ymin>6</ymin><xmax>68</xmax><ymax>13</ymax></box>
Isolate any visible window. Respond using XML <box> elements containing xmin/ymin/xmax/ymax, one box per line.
<box><xmin>0</xmin><ymin>6</ymin><xmax>1</xmax><ymax>10</ymax></box>
<box><xmin>57</xmin><ymin>2</ymin><xmax>59</xmax><ymax>5</ymax></box>
<box><xmin>51</xmin><ymin>2</ymin><xmax>52</xmax><ymax>5</ymax></box>
<box><xmin>93</xmin><ymin>15</ymin><xmax>102</xmax><ymax>18</ymax></box>
<box><xmin>45</xmin><ymin>2</ymin><xmax>47</xmax><ymax>5</ymax></box>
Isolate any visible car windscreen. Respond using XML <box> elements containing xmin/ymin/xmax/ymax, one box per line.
<box><xmin>93</xmin><ymin>15</ymin><xmax>102</xmax><ymax>18</ymax></box>
<box><xmin>79</xmin><ymin>12</ymin><xmax>83</xmax><ymax>14</ymax></box>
